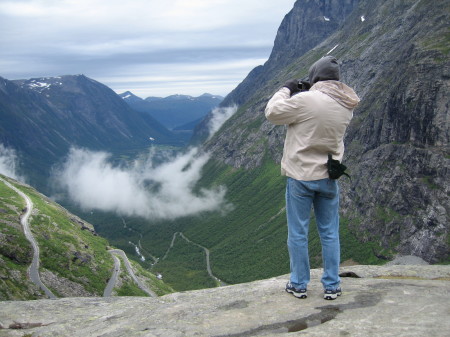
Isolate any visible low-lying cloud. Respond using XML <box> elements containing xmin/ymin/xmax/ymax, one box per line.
<box><xmin>207</xmin><ymin>105</ymin><xmax>238</xmax><ymax>139</ymax></box>
<box><xmin>0</xmin><ymin>144</ymin><xmax>20</xmax><ymax>180</ymax></box>
<box><xmin>54</xmin><ymin>106</ymin><xmax>238</xmax><ymax>220</ymax></box>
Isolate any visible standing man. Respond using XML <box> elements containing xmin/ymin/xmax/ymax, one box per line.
<box><xmin>265</xmin><ymin>56</ymin><xmax>359</xmax><ymax>300</ymax></box>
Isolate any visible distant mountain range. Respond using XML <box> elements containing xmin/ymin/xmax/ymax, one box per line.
<box><xmin>119</xmin><ymin>91</ymin><xmax>223</xmax><ymax>130</ymax></box>
<box><xmin>0</xmin><ymin>75</ymin><xmax>182</xmax><ymax>192</ymax></box>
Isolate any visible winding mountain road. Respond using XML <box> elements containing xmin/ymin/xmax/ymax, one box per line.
<box><xmin>0</xmin><ymin>177</ymin><xmax>57</xmax><ymax>299</ymax></box>
<box><xmin>103</xmin><ymin>252</ymin><xmax>121</xmax><ymax>297</ymax></box>
<box><xmin>108</xmin><ymin>249</ymin><xmax>157</xmax><ymax>297</ymax></box>
<box><xmin>122</xmin><ymin>217</ymin><xmax>158</xmax><ymax>264</ymax></box>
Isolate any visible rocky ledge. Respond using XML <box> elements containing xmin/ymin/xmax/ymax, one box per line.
<box><xmin>0</xmin><ymin>265</ymin><xmax>449</xmax><ymax>337</ymax></box>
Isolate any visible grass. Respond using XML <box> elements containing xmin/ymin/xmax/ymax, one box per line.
<box><xmin>192</xmin><ymin>158</ymin><xmax>386</xmax><ymax>283</ymax></box>
<box><xmin>420</xmin><ymin>30</ymin><xmax>450</xmax><ymax>56</ymax></box>
<box><xmin>340</xmin><ymin>218</ymin><xmax>389</xmax><ymax>265</ymax></box>
<box><xmin>153</xmin><ymin>234</ymin><xmax>216</xmax><ymax>291</ymax></box>
<box><xmin>0</xmin><ymin>257</ymin><xmax>43</xmax><ymax>300</ymax></box>
<box><xmin>129</xmin><ymin>258</ymin><xmax>174</xmax><ymax>296</ymax></box>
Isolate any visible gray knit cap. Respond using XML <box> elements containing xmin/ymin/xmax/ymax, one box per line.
<box><xmin>308</xmin><ymin>55</ymin><xmax>340</xmax><ymax>84</ymax></box>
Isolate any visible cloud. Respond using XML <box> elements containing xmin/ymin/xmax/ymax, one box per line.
<box><xmin>96</xmin><ymin>55</ymin><xmax>268</xmax><ymax>98</ymax></box>
<box><xmin>54</xmin><ymin>147</ymin><xmax>230</xmax><ymax>220</ymax></box>
<box><xmin>0</xmin><ymin>144</ymin><xmax>21</xmax><ymax>180</ymax></box>
<box><xmin>0</xmin><ymin>0</ymin><xmax>295</xmax><ymax>97</ymax></box>
<box><xmin>207</xmin><ymin>106</ymin><xmax>238</xmax><ymax>139</ymax></box>
<box><xmin>53</xmin><ymin>106</ymin><xmax>238</xmax><ymax>220</ymax></box>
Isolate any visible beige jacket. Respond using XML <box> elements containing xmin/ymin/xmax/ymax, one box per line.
<box><xmin>265</xmin><ymin>80</ymin><xmax>360</xmax><ymax>181</ymax></box>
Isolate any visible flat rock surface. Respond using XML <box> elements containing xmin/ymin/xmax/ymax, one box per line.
<box><xmin>1</xmin><ymin>265</ymin><xmax>449</xmax><ymax>336</ymax></box>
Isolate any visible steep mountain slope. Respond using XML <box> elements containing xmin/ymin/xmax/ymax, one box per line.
<box><xmin>120</xmin><ymin>91</ymin><xmax>223</xmax><ymax>130</ymax></box>
<box><xmin>0</xmin><ymin>75</ymin><xmax>177</xmax><ymax>191</ymax></box>
<box><xmin>12</xmin><ymin>75</ymin><xmax>176</xmax><ymax>147</ymax></box>
<box><xmin>0</xmin><ymin>174</ymin><xmax>172</xmax><ymax>300</ymax></box>
<box><xmin>198</xmin><ymin>0</ymin><xmax>449</xmax><ymax>265</ymax></box>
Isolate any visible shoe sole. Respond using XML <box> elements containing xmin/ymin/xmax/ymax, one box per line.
<box><xmin>286</xmin><ymin>289</ymin><xmax>307</xmax><ymax>299</ymax></box>
<box><xmin>324</xmin><ymin>289</ymin><xmax>342</xmax><ymax>300</ymax></box>
<box><xmin>324</xmin><ymin>293</ymin><xmax>337</xmax><ymax>300</ymax></box>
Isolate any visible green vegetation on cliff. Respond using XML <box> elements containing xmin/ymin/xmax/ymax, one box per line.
<box><xmin>0</xmin><ymin>179</ymin><xmax>38</xmax><ymax>300</ymax></box>
<box><xmin>0</xmin><ymin>175</ymin><xmax>173</xmax><ymax>300</ymax></box>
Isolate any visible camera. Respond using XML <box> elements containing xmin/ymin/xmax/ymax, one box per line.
<box><xmin>298</xmin><ymin>80</ymin><xmax>311</xmax><ymax>92</ymax></box>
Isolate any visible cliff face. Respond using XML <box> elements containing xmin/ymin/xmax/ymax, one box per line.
<box><xmin>199</xmin><ymin>0</ymin><xmax>449</xmax><ymax>262</ymax></box>
<box><xmin>223</xmin><ymin>0</ymin><xmax>360</xmax><ymax>106</ymax></box>
<box><xmin>324</xmin><ymin>0</ymin><xmax>449</xmax><ymax>263</ymax></box>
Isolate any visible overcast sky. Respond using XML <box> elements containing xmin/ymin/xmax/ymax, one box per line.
<box><xmin>0</xmin><ymin>0</ymin><xmax>296</xmax><ymax>98</ymax></box>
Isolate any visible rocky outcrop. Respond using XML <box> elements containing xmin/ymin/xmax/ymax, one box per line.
<box><xmin>70</xmin><ymin>216</ymin><xmax>97</xmax><ymax>235</ymax></box>
<box><xmin>40</xmin><ymin>269</ymin><xmax>95</xmax><ymax>297</ymax></box>
<box><xmin>331</xmin><ymin>0</ymin><xmax>449</xmax><ymax>263</ymax></box>
<box><xmin>0</xmin><ymin>265</ymin><xmax>449</xmax><ymax>337</ymax></box>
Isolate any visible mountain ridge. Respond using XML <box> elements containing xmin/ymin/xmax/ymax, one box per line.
<box><xmin>120</xmin><ymin>90</ymin><xmax>223</xmax><ymax>130</ymax></box>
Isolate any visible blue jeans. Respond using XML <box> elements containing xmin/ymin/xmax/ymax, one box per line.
<box><xmin>286</xmin><ymin>177</ymin><xmax>340</xmax><ymax>290</ymax></box>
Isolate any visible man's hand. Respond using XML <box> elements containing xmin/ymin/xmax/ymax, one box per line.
<box><xmin>283</xmin><ymin>79</ymin><xmax>301</xmax><ymax>95</ymax></box>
